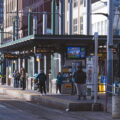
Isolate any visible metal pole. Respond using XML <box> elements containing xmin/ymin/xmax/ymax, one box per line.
<box><xmin>15</xmin><ymin>16</ymin><xmax>19</xmax><ymax>40</ymax></box>
<box><xmin>68</xmin><ymin>0</ymin><xmax>72</xmax><ymax>35</ymax></box>
<box><xmin>16</xmin><ymin>0</ymin><xmax>19</xmax><ymax>40</ymax></box>
<box><xmin>94</xmin><ymin>32</ymin><xmax>98</xmax><ymax>103</ymax></box>
<box><xmin>0</xmin><ymin>26</ymin><xmax>3</xmax><ymax>44</ymax></box>
<box><xmin>43</xmin><ymin>12</ymin><xmax>47</xmax><ymax>35</ymax></box>
<box><xmin>107</xmin><ymin>0</ymin><xmax>113</xmax><ymax>94</ymax></box>
<box><xmin>12</xmin><ymin>21</ymin><xmax>15</xmax><ymax>41</ymax></box>
<box><xmin>17</xmin><ymin>0</ymin><xmax>18</xmax><ymax>17</ymax></box>
<box><xmin>44</xmin><ymin>55</ymin><xmax>46</xmax><ymax>74</ymax></box>
<box><xmin>51</xmin><ymin>0</ymin><xmax>56</xmax><ymax>35</ymax></box>
<box><xmin>55</xmin><ymin>6</ymin><xmax>59</xmax><ymax>34</ymax></box>
<box><xmin>86</xmin><ymin>0</ymin><xmax>91</xmax><ymax>35</ymax></box>
<box><xmin>59</xmin><ymin>0</ymin><xmax>65</xmax><ymax>35</ymax></box>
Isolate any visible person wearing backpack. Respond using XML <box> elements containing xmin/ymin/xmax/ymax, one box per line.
<box><xmin>38</xmin><ymin>70</ymin><xmax>47</xmax><ymax>95</ymax></box>
<box><xmin>73</xmin><ymin>66</ymin><xmax>86</xmax><ymax>100</ymax></box>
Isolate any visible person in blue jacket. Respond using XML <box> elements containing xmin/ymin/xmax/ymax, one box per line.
<box><xmin>56</xmin><ymin>72</ymin><xmax>63</xmax><ymax>94</ymax></box>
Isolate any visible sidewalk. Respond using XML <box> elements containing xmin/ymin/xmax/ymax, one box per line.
<box><xmin>0</xmin><ymin>85</ymin><xmax>111</xmax><ymax>112</ymax></box>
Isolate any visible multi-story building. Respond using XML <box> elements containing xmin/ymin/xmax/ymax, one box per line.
<box><xmin>65</xmin><ymin>0</ymin><xmax>120</xmax><ymax>35</ymax></box>
<box><xmin>2</xmin><ymin>0</ymin><xmax>61</xmax><ymax>89</ymax></box>
<box><xmin>90</xmin><ymin>0</ymin><xmax>108</xmax><ymax>35</ymax></box>
<box><xmin>65</xmin><ymin>0</ymin><xmax>99</xmax><ymax>35</ymax></box>
<box><xmin>0</xmin><ymin>0</ymin><xmax>4</xmax><ymax>24</ymax></box>
<box><xmin>4</xmin><ymin>0</ymin><xmax>52</xmax><ymax>42</ymax></box>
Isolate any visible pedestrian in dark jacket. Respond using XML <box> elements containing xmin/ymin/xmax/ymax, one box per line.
<box><xmin>16</xmin><ymin>71</ymin><xmax>21</xmax><ymax>88</ymax></box>
<box><xmin>20</xmin><ymin>67</ymin><xmax>26</xmax><ymax>90</ymax></box>
<box><xmin>38</xmin><ymin>71</ymin><xmax>46</xmax><ymax>95</ymax></box>
<box><xmin>56</xmin><ymin>72</ymin><xmax>63</xmax><ymax>94</ymax></box>
<box><xmin>73</xmin><ymin>66</ymin><xmax>86</xmax><ymax>100</ymax></box>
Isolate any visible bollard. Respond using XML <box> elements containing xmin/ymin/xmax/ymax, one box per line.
<box><xmin>112</xmin><ymin>95</ymin><xmax>120</xmax><ymax>119</ymax></box>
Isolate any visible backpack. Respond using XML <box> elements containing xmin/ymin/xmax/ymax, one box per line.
<box><xmin>74</xmin><ymin>71</ymin><xmax>86</xmax><ymax>84</ymax></box>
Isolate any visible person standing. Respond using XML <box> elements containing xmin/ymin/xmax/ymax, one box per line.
<box><xmin>56</xmin><ymin>72</ymin><xmax>63</xmax><ymax>94</ymax></box>
<box><xmin>20</xmin><ymin>67</ymin><xmax>26</xmax><ymax>90</ymax></box>
<box><xmin>73</xmin><ymin>66</ymin><xmax>86</xmax><ymax>100</ymax></box>
<box><xmin>16</xmin><ymin>71</ymin><xmax>21</xmax><ymax>88</ymax></box>
<box><xmin>38</xmin><ymin>71</ymin><xmax>46</xmax><ymax>95</ymax></box>
<box><xmin>13</xmin><ymin>70</ymin><xmax>17</xmax><ymax>88</ymax></box>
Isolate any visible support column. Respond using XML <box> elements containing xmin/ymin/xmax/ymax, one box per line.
<box><xmin>59</xmin><ymin>0</ymin><xmax>65</xmax><ymax>35</ymax></box>
<box><xmin>27</xmin><ymin>58</ymin><xmax>31</xmax><ymax>77</ymax></box>
<box><xmin>55</xmin><ymin>6</ymin><xmax>59</xmax><ymax>34</ymax></box>
<box><xmin>51</xmin><ymin>0</ymin><xmax>57</xmax><ymax>35</ymax></box>
<box><xmin>15</xmin><ymin>16</ymin><xmax>19</xmax><ymax>40</ymax></box>
<box><xmin>6</xmin><ymin>59</ymin><xmax>9</xmax><ymax>86</ymax></box>
<box><xmin>22</xmin><ymin>59</ymin><xmax>25</xmax><ymax>69</ymax></box>
<box><xmin>86</xmin><ymin>0</ymin><xmax>91</xmax><ymax>35</ymax></box>
<box><xmin>68</xmin><ymin>0</ymin><xmax>73</xmax><ymax>35</ymax></box>
<box><xmin>38</xmin><ymin>56</ymin><xmax>40</xmax><ymax>73</ymax></box>
<box><xmin>33</xmin><ymin>56</ymin><xmax>37</xmax><ymax>75</ymax></box>
<box><xmin>11</xmin><ymin>60</ymin><xmax>14</xmax><ymax>87</ymax></box>
<box><xmin>58</xmin><ymin>54</ymin><xmax>62</xmax><ymax>72</ymax></box>
<box><xmin>18</xmin><ymin>58</ymin><xmax>21</xmax><ymax>73</ymax></box>
<box><xmin>11</xmin><ymin>60</ymin><xmax>14</xmax><ymax>74</ymax></box>
<box><xmin>12</xmin><ymin>21</ymin><xmax>15</xmax><ymax>41</ymax></box>
<box><xmin>51</xmin><ymin>54</ymin><xmax>54</xmax><ymax>80</ymax></box>
<box><xmin>0</xmin><ymin>26</ymin><xmax>3</xmax><ymax>44</ymax></box>
<box><xmin>15</xmin><ymin>60</ymin><xmax>18</xmax><ymax>71</ymax></box>
<box><xmin>43</xmin><ymin>12</ymin><xmax>47</xmax><ymax>35</ymax></box>
<box><xmin>44</xmin><ymin>55</ymin><xmax>46</xmax><ymax>74</ymax></box>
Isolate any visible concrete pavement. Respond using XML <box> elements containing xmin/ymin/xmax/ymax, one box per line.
<box><xmin>0</xmin><ymin>85</ymin><xmax>111</xmax><ymax>112</ymax></box>
<box><xmin>0</xmin><ymin>94</ymin><xmax>115</xmax><ymax>120</ymax></box>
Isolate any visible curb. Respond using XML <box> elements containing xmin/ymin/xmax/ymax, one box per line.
<box><xmin>0</xmin><ymin>87</ymin><xmax>104</xmax><ymax>111</ymax></box>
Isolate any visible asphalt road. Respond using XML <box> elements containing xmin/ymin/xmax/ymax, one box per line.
<box><xmin>0</xmin><ymin>94</ymin><xmax>114</xmax><ymax>120</ymax></box>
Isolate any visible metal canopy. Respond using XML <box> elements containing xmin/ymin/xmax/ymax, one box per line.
<box><xmin>0</xmin><ymin>34</ymin><xmax>120</xmax><ymax>52</ymax></box>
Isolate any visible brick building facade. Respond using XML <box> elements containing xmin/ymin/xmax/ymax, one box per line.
<box><xmin>4</xmin><ymin>0</ymin><xmax>52</xmax><ymax>42</ymax></box>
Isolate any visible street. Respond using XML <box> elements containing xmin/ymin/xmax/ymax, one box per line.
<box><xmin>0</xmin><ymin>94</ymin><xmax>114</xmax><ymax>120</ymax></box>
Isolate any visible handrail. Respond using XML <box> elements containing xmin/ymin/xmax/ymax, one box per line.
<box><xmin>86</xmin><ymin>83</ymin><xmax>120</xmax><ymax>95</ymax></box>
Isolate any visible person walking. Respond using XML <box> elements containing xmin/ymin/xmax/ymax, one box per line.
<box><xmin>73</xmin><ymin>66</ymin><xmax>86</xmax><ymax>100</ymax></box>
<box><xmin>38</xmin><ymin>71</ymin><xmax>46</xmax><ymax>95</ymax></box>
<box><xmin>20</xmin><ymin>67</ymin><xmax>26</xmax><ymax>90</ymax></box>
<box><xmin>56</xmin><ymin>72</ymin><xmax>63</xmax><ymax>94</ymax></box>
<box><xmin>13</xmin><ymin>70</ymin><xmax>17</xmax><ymax>88</ymax></box>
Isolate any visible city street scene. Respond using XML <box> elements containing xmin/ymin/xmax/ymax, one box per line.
<box><xmin>0</xmin><ymin>0</ymin><xmax>120</xmax><ymax>120</ymax></box>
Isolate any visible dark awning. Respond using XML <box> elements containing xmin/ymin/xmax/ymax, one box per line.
<box><xmin>0</xmin><ymin>34</ymin><xmax>120</xmax><ymax>52</ymax></box>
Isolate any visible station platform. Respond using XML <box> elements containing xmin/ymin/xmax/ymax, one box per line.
<box><xmin>0</xmin><ymin>85</ymin><xmax>111</xmax><ymax>112</ymax></box>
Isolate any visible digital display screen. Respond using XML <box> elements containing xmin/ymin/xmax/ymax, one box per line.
<box><xmin>67</xmin><ymin>47</ymin><xmax>86</xmax><ymax>59</ymax></box>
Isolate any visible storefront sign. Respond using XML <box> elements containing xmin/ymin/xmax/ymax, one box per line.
<box><xmin>64</xmin><ymin>84</ymin><xmax>72</xmax><ymax>88</ymax></box>
<box><xmin>4</xmin><ymin>54</ymin><xmax>18</xmax><ymax>59</ymax></box>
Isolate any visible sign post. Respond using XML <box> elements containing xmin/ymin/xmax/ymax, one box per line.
<box><xmin>94</xmin><ymin>32</ymin><xmax>98</xmax><ymax>103</ymax></box>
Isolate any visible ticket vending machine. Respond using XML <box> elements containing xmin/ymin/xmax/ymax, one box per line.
<box><xmin>86</xmin><ymin>57</ymin><xmax>94</xmax><ymax>97</ymax></box>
